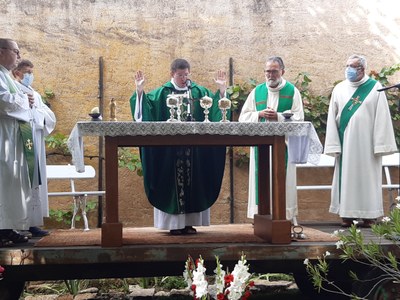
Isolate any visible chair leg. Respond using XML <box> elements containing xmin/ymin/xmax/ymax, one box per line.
<box><xmin>71</xmin><ymin>196</ymin><xmax>79</xmax><ymax>229</ymax></box>
<box><xmin>81</xmin><ymin>195</ymin><xmax>90</xmax><ymax>231</ymax></box>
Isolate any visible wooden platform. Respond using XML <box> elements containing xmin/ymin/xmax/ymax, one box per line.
<box><xmin>0</xmin><ymin>223</ymin><xmax>396</xmax><ymax>283</ymax></box>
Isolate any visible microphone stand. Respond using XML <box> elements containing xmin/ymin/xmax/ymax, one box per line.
<box><xmin>186</xmin><ymin>80</ymin><xmax>194</xmax><ymax>121</ymax></box>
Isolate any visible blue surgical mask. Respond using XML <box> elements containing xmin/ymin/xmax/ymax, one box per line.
<box><xmin>345</xmin><ymin>67</ymin><xmax>358</xmax><ymax>82</ymax></box>
<box><xmin>21</xmin><ymin>73</ymin><xmax>34</xmax><ymax>87</ymax></box>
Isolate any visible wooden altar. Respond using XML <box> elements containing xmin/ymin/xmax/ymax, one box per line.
<box><xmin>68</xmin><ymin>121</ymin><xmax>322</xmax><ymax>247</ymax></box>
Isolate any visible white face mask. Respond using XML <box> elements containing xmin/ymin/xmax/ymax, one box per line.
<box><xmin>21</xmin><ymin>72</ymin><xmax>34</xmax><ymax>87</ymax></box>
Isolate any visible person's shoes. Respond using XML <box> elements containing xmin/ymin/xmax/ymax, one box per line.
<box><xmin>0</xmin><ymin>230</ymin><xmax>28</xmax><ymax>244</ymax></box>
<box><xmin>341</xmin><ymin>218</ymin><xmax>354</xmax><ymax>228</ymax></box>
<box><xmin>20</xmin><ymin>230</ymin><xmax>33</xmax><ymax>239</ymax></box>
<box><xmin>169</xmin><ymin>229</ymin><xmax>184</xmax><ymax>235</ymax></box>
<box><xmin>183</xmin><ymin>226</ymin><xmax>197</xmax><ymax>234</ymax></box>
<box><xmin>361</xmin><ymin>219</ymin><xmax>377</xmax><ymax>228</ymax></box>
<box><xmin>29</xmin><ymin>227</ymin><xmax>50</xmax><ymax>238</ymax></box>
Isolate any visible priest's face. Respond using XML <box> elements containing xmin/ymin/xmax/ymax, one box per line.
<box><xmin>0</xmin><ymin>40</ymin><xmax>21</xmax><ymax>70</ymax></box>
<box><xmin>264</xmin><ymin>61</ymin><xmax>284</xmax><ymax>88</ymax></box>
<box><xmin>171</xmin><ymin>68</ymin><xmax>190</xmax><ymax>88</ymax></box>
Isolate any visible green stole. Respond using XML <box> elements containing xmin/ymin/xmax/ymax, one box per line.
<box><xmin>254</xmin><ymin>82</ymin><xmax>294</xmax><ymax>204</ymax></box>
<box><xmin>337</xmin><ymin>78</ymin><xmax>376</xmax><ymax>200</ymax></box>
<box><xmin>3</xmin><ymin>71</ymin><xmax>35</xmax><ymax>186</ymax></box>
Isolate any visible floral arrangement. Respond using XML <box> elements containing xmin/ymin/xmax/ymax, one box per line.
<box><xmin>183</xmin><ymin>253</ymin><xmax>254</xmax><ymax>300</ymax></box>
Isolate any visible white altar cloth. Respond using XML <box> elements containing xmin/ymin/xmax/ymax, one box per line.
<box><xmin>67</xmin><ymin>121</ymin><xmax>323</xmax><ymax>172</ymax></box>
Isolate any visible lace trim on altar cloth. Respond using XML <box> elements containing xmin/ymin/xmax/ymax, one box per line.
<box><xmin>67</xmin><ymin>121</ymin><xmax>323</xmax><ymax>171</ymax></box>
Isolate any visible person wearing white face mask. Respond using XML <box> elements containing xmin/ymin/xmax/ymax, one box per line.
<box><xmin>12</xmin><ymin>59</ymin><xmax>56</xmax><ymax>238</ymax></box>
<box><xmin>239</xmin><ymin>56</ymin><xmax>304</xmax><ymax>225</ymax></box>
<box><xmin>325</xmin><ymin>54</ymin><xmax>397</xmax><ymax>228</ymax></box>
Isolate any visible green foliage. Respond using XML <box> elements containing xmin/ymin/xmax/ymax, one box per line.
<box><xmin>64</xmin><ymin>279</ymin><xmax>88</xmax><ymax>296</ymax></box>
<box><xmin>118</xmin><ymin>147</ymin><xmax>143</xmax><ymax>176</ymax></box>
<box><xmin>294</xmin><ymin>72</ymin><xmax>330</xmax><ymax>138</ymax></box>
<box><xmin>369</xmin><ymin>63</ymin><xmax>400</xmax><ymax>147</ymax></box>
<box><xmin>45</xmin><ymin>133</ymin><xmax>70</xmax><ymax>155</ymax></box>
<box><xmin>226</xmin><ymin>78</ymin><xmax>258</xmax><ymax>113</ymax></box>
<box><xmin>41</xmin><ymin>88</ymin><xmax>55</xmax><ymax>106</ymax></box>
<box><xmin>49</xmin><ymin>200</ymin><xmax>97</xmax><ymax>226</ymax></box>
<box><xmin>45</xmin><ymin>134</ymin><xmax>143</xmax><ymax>175</ymax></box>
<box><xmin>304</xmin><ymin>196</ymin><xmax>400</xmax><ymax>299</ymax></box>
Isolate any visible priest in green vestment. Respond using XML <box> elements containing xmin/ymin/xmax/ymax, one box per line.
<box><xmin>239</xmin><ymin>56</ymin><xmax>304</xmax><ymax>225</ymax></box>
<box><xmin>129</xmin><ymin>58</ymin><xmax>228</xmax><ymax>235</ymax></box>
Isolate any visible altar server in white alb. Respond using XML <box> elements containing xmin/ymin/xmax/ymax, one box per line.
<box><xmin>13</xmin><ymin>59</ymin><xmax>56</xmax><ymax>237</ymax></box>
<box><xmin>324</xmin><ymin>54</ymin><xmax>398</xmax><ymax>228</ymax></box>
<box><xmin>239</xmin><ymin>56</ymin><xmax>304</xmax><ymax>224</ymax></box>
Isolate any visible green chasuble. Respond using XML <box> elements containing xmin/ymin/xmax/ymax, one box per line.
<box><xmin>253</xmin><ymin>82</ymin><xmax>295</xmax><ymax>204</ymax></box>
<box><xmin>129</xmin><ymin>81</ymin><xmax>228</xmax><ymax>214</ymax></box>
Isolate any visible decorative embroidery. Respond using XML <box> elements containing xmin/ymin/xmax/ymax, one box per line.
<box><xmin>25</xmin><ymin>139</ymin><xmax>33</xmax><ymax>150</ymax></box>
<box><xmin>348</xmin><ymin>96</ymin><xmax>361</xmax><ymax>111</ymax></box>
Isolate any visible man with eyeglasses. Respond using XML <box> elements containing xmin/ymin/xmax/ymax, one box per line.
<box><xmin>239</xmin><ymin>56</ymin><xmax>304</xmax><ymax>225</ymax></box>
<box><xmin>129</xmin><ymin>58</ymin><xmax>228</xmax><ymax>235</ymax></box>
<box><xmin>325</xmin><ymin>54</ymin><xmax>397</xmax><ymax>228</ymax></box>
<box><xmin>0</xmin><ymin>38</ymin><xmax>35</xmax><ymax>246</ymax></box>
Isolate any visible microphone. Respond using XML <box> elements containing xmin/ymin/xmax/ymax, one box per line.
<box><xmin>186</xmin><ymin>79</ymin><xmax>192</xmax><ymax>89</ymax></box>
<box><xmin>185</xmin><ymin>79</ymin><xmax>193</xmax><ymax>121</ymax></box>
<box><xmin>377</xmin><ymin>82</ymin><xmax>400</xmax><ymax>92</ymax></box>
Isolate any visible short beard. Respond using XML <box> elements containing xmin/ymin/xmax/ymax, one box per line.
<box><xmin>267</xmin><ymin>78</ymin><xmax>281</xmax><ymax>88</ymax></box>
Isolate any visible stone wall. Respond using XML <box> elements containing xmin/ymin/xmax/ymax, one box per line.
<box><xmin>2</xmin><ymin>0</ymin><xmax>399</xmax><ymax>227</ymax></box>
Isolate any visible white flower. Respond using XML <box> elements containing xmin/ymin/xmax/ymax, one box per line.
<box><xmin>395</xmin><ymin>195</ymin><xmax>400</xmax><ymax>201</ymax></box>
<box><xmin>325</xmin><ymin>251</ymin><xmax>331</xmax><ymax>257</ymax></box>
<box><xmin>214</xmin><ymin>256</ymin><xmax>226</xmax><ymax>294</ymax></box>
<box><xmin>192</xmin><ymin>257</ymin><xmax>208</xmax><ymax>299</ymax></box>
<box><xmin>382</xmin><ymin>216</ymin><xmax>391</xmax><ymax>223</ymax></box>
<box><xmin>353</xmin><ymin>220</ymin><xmax>359</xmax><ymax>225</ymax></box>
<box><xmin>336</xmin><ymin>240</ymin><xmax>344</xmax><ymax>249</ymax></box>
<box><xmin>226</xmin><ymin>255</ymin><xmax>251</xmax><ymax>300</ymax></box>
<box><xmin>332</xmin><ymin>230</ymin><xmax>339</xmax><ymax>236</ymax></box>
<box><xmin>303</xmin><ymin>258</ymin><xmax>309</xmax><ymax>265</ymax></box>
<box><xmin>396</xmin><ymin>203</ymin><xmax>400</xmax><ymax>210</ymax></box>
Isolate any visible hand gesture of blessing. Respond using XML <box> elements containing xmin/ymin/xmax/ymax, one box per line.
<box><xmin>214</xmin><ymin>70</ymin><xmax>227</xmax><ymax>97</ymax></box>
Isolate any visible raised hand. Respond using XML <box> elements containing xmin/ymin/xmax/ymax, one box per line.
<box><xmin>135</xmin><ymin>70</ymin><xmax>145</xmax><ymax>95</ymax></box>
<box><xmin>214</xmin><ymin>70</ymin><xmax>227</xmax><ymax>97</ymax></box>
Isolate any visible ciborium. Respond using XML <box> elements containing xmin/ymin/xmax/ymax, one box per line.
<box><xmin>218</xmin><ymin>97</ymin><xmax>231</xmax><ymax>122</ymax></box>
<box><xmin>200</xmin><ymin>96</ymin><xmax>213</xmax><ymax>122</ymax></box>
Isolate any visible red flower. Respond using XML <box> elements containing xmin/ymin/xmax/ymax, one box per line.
<box><xmin>224</xmin><ymin>274</ymin><xmax>234</xmax><ymax>285</ymax></box>
<box><xmin>217</xmin><ymin>293</ymin><xmax>226</xmax><ymax>300</ymax></box>
<box><xmin>241</xmin><ymin>290</ymin><xmax>252</xmax><ymax>300</ymax></box>
<box><xmin>248</xmin><ymin>281</ymin><xmax>255</xmax><ymax>287</ymax></box>
<box><xmin>0</xmin><ymin>265</ymin><xmax>4</xmax><ymax>277</ymax></box>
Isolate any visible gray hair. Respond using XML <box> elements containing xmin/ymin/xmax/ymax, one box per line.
<box><xmin>266</xmin><ymin>56</ymin><xmax>285</xmax><ymax>70</ymax></box>
<box><xmin>348</xmin><ymin>54</ymin><xmax>367</xmax><ymax>69</ymax></box>
<box><xmin>0</xmin><ymin>38</ymin><xmax>14</xmax><ymax>48</ymax></box>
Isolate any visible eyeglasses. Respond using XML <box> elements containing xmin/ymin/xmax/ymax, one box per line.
<box><xmin>346</xmin><ymin>64</ymin><xmax>362</xmax><ymax>70</ymax></box>
<box><xmin>264</xmin><ymin>69</ymin><xmax>281</xmax><ymax>75</ymax></box>
<box><xmin>1</xmin><ymin>48</ymin><xmax>20</xmax><ymax>56</ymax></box>
<box><xmin>174</xmin><ymin>73</ymin><xmax>190</xmax><ymax>79</ymax></box>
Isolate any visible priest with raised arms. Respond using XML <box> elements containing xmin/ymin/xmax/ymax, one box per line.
<box><xmin>129</xmin><ymin>58</ymin><xmax>228</xmax><ymax>235</ymax></box>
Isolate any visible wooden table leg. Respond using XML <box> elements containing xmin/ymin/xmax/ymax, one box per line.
<box><xmin>254</xmin><ymin>137</ymin><xmax>291</xmax><ymax>244</ymax></box>
<box><xmin>102</xmin><ymin>137</ymin><xmax>123</xmax><ymax>247</ymax></box>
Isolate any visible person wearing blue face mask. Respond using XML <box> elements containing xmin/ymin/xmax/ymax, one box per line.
<box><xmin>325</xmin><ymin>54</ymin><xmax>397</xmax><ymax>228</ymax></box>
<box><xmin>12</xmin><ymin>59</ymin><xmax>57</xmax><ymax>238</ymax></box>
